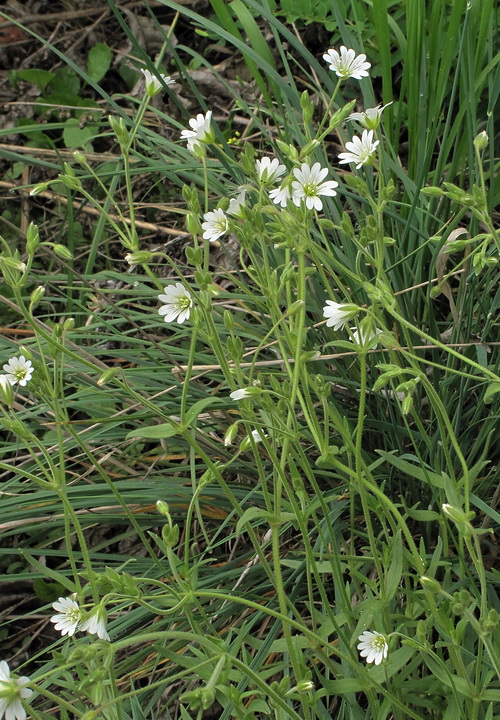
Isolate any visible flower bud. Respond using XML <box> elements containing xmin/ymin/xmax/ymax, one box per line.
<box><xmin>30</xmin><ymin>285</ymin><xmax>45</xmax><ymax>308</ymax></box>
<box><xmin>53</xmin><ymin>244</ymin><xmax>74</xmax><ymax>260</ymax></box>
<box><xmin>124</xmin><ymin>250</ymin><xmax>153</xmax><ymax>265</ymax></box>
<box><xmin>1</xmin><ymin>256</ymin><xmax>26</xmax><ymax>272</ymax></box>
<box><xmin>29</xmin><ymin>182</ymin><xmax>49</xmax><ymax>196</ymax></box>
<box><xmin>224</xmin><ymin>423</ymin><xmax>239</xmax><ymax>447</ymax></box>
<box><xmin>420</xmin><ymin>576</ymin><xmax>442</xmax><ymax>593</ymax></box>
<box><xmin>97</xmin><ymin>368</ymin><xmax>117</xmax><ymax>386</ymax></box>
<box><xmin>156</xmin><ymin>500</ymin><xmax>170</xmax><ymax>516</ymax></box>
<box><xmin>108</xmin><ymin>115</ymin><xmax>130</xmax><ymax>147</ymax></box>
<box><xmin>300</xmin><ymin>139</ymin><xmax>320</xmax><ymax>158</ymax></box>
<box><xmin>421</xmin><ymin>186</ymin><xmax>444</xmax><ymax>197</ymax></box>
<box><xmin>26</xmin><ymin>222</ymin><xmax>40</xmax><ymax>253</ymax></box>
<box><xmin>296</xmin><ymin>680</ymin><xmax>314</xmax><ymax>693</ymax></box>
<box><xmin>473</xmin><ymin>131</ymin><xmax>488</xmax><ymax>150</ymax></box>
<box><xmin>58</xmin><ymin>174</ymin><xmax>82</xmax><ymax>191</ymax></box>
<box><xmin>0</xmin><ymin>375</ymin><xmax>14</xmax><ymax>406</ymax></box>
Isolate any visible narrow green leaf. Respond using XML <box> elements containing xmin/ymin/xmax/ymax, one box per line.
<box><xmin>126</xmin><ymin>423</ymin><xmax>180</xmax><ymax>440</ymax></box>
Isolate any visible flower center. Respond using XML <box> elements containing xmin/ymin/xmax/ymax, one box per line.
<box><xmin>176</xmin><ymin>296</ymin><xmax>191</xmax><ymax>311</ymax></box>
<box><xmin>67</xmin><ymin>608</ymin><xmax>81</xmax><ymax>624</ymax></box>
<box><xmin>372</xmin><ymin>636</ymin><xmax>386</xmax><ymax>650</ymax></box>
<box><xmin>0</xmin><ymin>679</ymin><xmax>19</xmax><ymax>701</ymax></box>
<box><xmin>302</xmin><ymin>182</ymin><xmax>318</xmax><ymax>197</ymax></box>
<box><xmin>13</xmin><ymin>368</ymin><xmax>27</xmax><ymax>381</ymax></box>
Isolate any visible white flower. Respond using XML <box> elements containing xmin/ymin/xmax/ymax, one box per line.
<box><xmin>50</xmin><ymin>596</ymin><xmax>82</xmax><ymax>637</ymax></box>
<box><xmin>269</xmin><ymin>185</ymin><xmax>291</xmax><ymax>208</ymax></box>
<box><xmin>291</xmin><ymin>163</ymin><xmax>338</xmax><ymax>211</ymax></box>
<box><xmin>2</xmin><ymin>356</ymin><xmax>33</xmax><ymax>387</ymax></box>
<box><xmin>230</xmin><ymin>388</ymin><xmax>252</xmax><ymax>401</ymax></box>
<box><xmin>158</xmin><ymin>283</ymin><xmax>193</xmax><ymax>324</ymax></box>
<box><xmin>228</xmin><ymin>189</ymin><xmax>246</xmax><ymax>218</ymax></box>
<box><xmin>357</xmin><ymin>630</ymin><xmax>388</xmax><ymax>665</ymax></box>
<box><xmin>348</xmin><ymin>102</ymin><xmax>393</xmax><ymax>130</ymax></box>
<box><xmin>79</xmin><ymin>605</ymin><xmax>110</xmax><ymax>641</ymax></box>
<box><xmin>256</xmin><ymin>157</ymin><xmax>286</xmax><ymax>185</ymax></box>
<box><xmin>338</xmin><ymin>130</ymin><xmax>380</xmax><ymax>169</ymax></box>
<box><xmin>180</xmin><ymin>111</ymin><xmax>213</xmax><ymax>153</ymax></box>
<box><xmin>141</xmin><ymin>68</ymin><xmax>176</xmax><ymax>96</ymax></box>
<box><xmin>323</xmin><ymin>301</ymin><xmax>353</xmax><ymax>330</ymax></box>
<box><xmin>323</xmin><ymin>46</ymin><xmax>371</xmax><ymax>79</ymax></box>
<box><xmin>0</xmin><ymin>661</ymin><xmax>32</xmax><ymax>720</ymax></box>
<box><xmin>350</xmin><ymin>327</ymin><xmax>383</xmax><ymax>347</ymax></box>
<box><xmin>202</xmin><ymin>208</ymin><xmax>229</xmax><ymax>242</ymax></box>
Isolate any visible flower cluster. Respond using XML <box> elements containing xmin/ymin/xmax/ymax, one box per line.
<box><xmin>50</xmin><ymin>596</ymin><xmax>110</xmax><ymax>641</ymax></box>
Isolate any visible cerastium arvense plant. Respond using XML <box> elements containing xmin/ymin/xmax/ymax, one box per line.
<box><xmin>1</xmin><ymin>40</ymin><xmax>499</xmax><ymax>720</ymax></box>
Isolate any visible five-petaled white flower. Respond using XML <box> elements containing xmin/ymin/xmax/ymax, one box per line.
<box><xmin>2</xmin><ymin>356</ymin><xmax>33</xmax><ymax>387</ymax></box>
<box><xmin>338</xmin><ymin>130</ymin><xmax>380</xmax><ymax>169</ymax></box>
<box><xmin>202</xmin><ymin>208</ymin><xmax>229</xmax><ymax>242</ymax></box>
<box><xmin>348</xmin><ymin>102</ymin><xmax>393</xmax><ymax>130</ymax></box>
<box><xmin>158</xmin><ymin>283</ymin><xmax>193</xmax><ymax>324</ymax></box>
<box><xmin>50</xmin><ymin>596</ymin><xmax>82</xmax><ymax>637</ymax></box>
<box><xmin>79</xmin><ymin>604</ymin><xmax>110</xmax><ymax>641</ymax></box>
<box><xmin>357</xmin><ymin>630</ymin><xmax>388</xmax><ymax>665</ymax></box>
<box><xmin>0</xmin><ymin>661</ymin><xmax>32</xmax><ymax>720</ymax></box>
<box><xmin>323</xmin><ymin>46</ymin><xmax>371</xmax><ymax>79</ymax></box>
<box><xmin>256</xmin><ymin>157</ymin><xmax>286</xmax><ymax>185</ymax></box>
<box><xmin>141</xmin><ymin>68</ymin><xmax>176</xmax><ymax>96</ymax></box>
<box><xmin>291</xmin><ymin>163</ymin><xmax>338</xmax><ymax>211</ymax></box>
<box><xmin>323</xmin><ymin>301</ymin><xmax>353</xmax><ymax>330</ymax></box>
<box><xmin>228</xmin><ymin>189</ymin><xmax>246</xmax><ymax>218</ymax></box>
<box><xmin>230</xmin><ymin>388</ymin><xmax>252</xmax><ymax>401</ymax></box>
<box><xmin>180</xmin><ymin>111</ymin><xmax>213</xmax><ymax>153</ymax></box>
<box><xmin>269</xmin><ymin>185</ymin><xmax>291</xmax><ymax>208</ymax></box>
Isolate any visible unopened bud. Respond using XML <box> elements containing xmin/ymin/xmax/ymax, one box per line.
<box><xmin>0</xmin><ymin>375</ymin><xmax>14</xmax><ymax>406</ymax></box>
<box><xmin>108</xmin><ymin>115</ymin><xmax>130</xmax><ymax>146</ymax></box>
<box><xmin>125</xmin><ymin>250</ymin><xmax>153</xmax><ymax>265</ymax></box>
<box><xmin>97</xmin><ymin>368</ymin><xmax>117</xmax><ymax>386</ymax></box>
<box><xmin>156</xmin><ymin>500</ymin><xmax>170</xmax><ymax>516</ymax></box>
<box><xmin>26</xmin><ymin>222</ymin><xmax>40</xmax><ymax>254</ymax></box>
<box><xmin>287</xmin><ymin>299</ymin><xmax>305</xmax><ymax>316</ymax></box>
<box><xmin>300</xmin><ymin>139</ymin><xmax>320</xmax><ymax>158</ymax></box>
<box><xmin>296</xmin><ymin>680</ymin><xmax>314</xmax><ymax>693</ymax></box>
<box><xmin>420</xmin><ymin>576</ymin><xmax>442</xmax><ymax>594</ymax></box>
<box><xmin>53</xmin><ymin>244</ymin><xmax>74</xmax><ymax>260</ymax></box>
<box><xmin>29</xmin><ymin>182</ymin><xmax>49</xmax><ymax>196</ymax></box>
<box><xmin>473</xmin><ymin>131</ymin><xmax>488</xmax><ymax>150</ymax></box>
<box><xmin>224</xmin><ymin>423</ymin><xmax>239</xmax><ymax>447</ymax></box>
<box><xmin>58</xmin><ymin>173</ymin><xmax>82</xmax><ymax>191</ymax></box>
<box><xmin>30</xmin><ymin>285</ymin><xmax>45</xmax><ymax>307</ymax></box>
<box><xmin>1</xmin><ymin>256</ymin><xmax>26</xmax><ymax>272</ymax></box>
